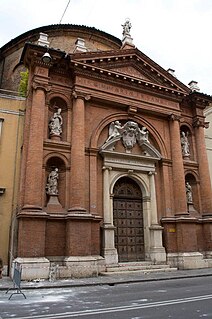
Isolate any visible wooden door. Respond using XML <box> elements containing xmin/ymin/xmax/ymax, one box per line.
<box><xmin>113</xmin><ymin>177</ymin><xmax>144</xmax><ymax>262</ymax></box>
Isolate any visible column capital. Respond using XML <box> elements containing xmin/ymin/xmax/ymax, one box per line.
<box><xmin>168</xmin><ymin>113</ymin><xmax>181</xmax><ymax>122</ymax></box>
<box><xmin>102</xmin><ymin>166</ymin><xmax>112</xmax><ymax>171</ymax></box>
<box><xmin>192</xmin><ymin>117</ymin><xmax>209</xmax><ymax>128</ymax></box>
<box><xmin>72</xmin><ymin>90</ymin><xmax>91</xmax><ymax>101</ymax></box>
<box><xmin>148</xmin><ymin>171</ymin><xmax>156</xmax><ymax>176</ymax></box>
<box><xmin>32</xmin><ymin>82</ymin><xmax>50</xmax><ymax>92</ymax></box>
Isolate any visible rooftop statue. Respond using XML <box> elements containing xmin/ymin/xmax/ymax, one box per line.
<box><xmin>122</xmin><ymin>18</ymin><xmax>132</xmax><ymax>37</ymax></box>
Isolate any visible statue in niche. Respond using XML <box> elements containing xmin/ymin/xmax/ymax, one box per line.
<box><xmin>181</xmin><ymin>131</ymin><xmax>190</xmax><ymax>157</ymax></box>
<box><xmin>46</xmin><ymin>168</ymin><xmax>59</xmax><ymax>195</ymax></box>
<box><xmin>186</xmin><ymin>182</ymin><xmax>193</xmax><ymax>204</ymax></box>
<box><xmin>49</xmin><ymin>108</ymin><xmax>63</xmax><ymax>137</ymax></box>
<box><xmin>122</xmin><ymin>19</ymin><xmax>132</xmax><ymax>37</ymax></box>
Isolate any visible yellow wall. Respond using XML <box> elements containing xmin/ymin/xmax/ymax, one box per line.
<box><xmin>205</xmin><ymin>104</ymin><xmax>212</xmax><ymax>184</ymax></box>
<box><xmin>0</xmin><ymin>94</ymin><xmax>25</xmax><ymax>273</ymax></box>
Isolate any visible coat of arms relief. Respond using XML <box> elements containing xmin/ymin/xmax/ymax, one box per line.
<box><xmin>104</xmin><ymin>120</ymin><xmax>150</xmax><ymax>154</ymax></box>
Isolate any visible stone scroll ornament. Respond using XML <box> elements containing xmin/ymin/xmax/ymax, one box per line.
<box><xmin>46</xmin><ymin>168</ymin><xmax>59</xmax><ymax>195</ymax></box>
<box><xmin>106</xmin><ymin>121</ymin><xmax>149</xmax><ymax>153</ymax></box>
<box><xmin>49</xmin><ymin>108</ymin><xmax>63</xmax><ymax>137</ymax></box>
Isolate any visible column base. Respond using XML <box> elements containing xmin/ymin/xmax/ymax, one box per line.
<box><xmin>175</xmin><ymin>211</ymin><xmax>190</xmax><ymax>216</ymax></box>
<box><xmin>67</xmin><ymin>207</ymin><xmax>88</xmax><ymax>215</ymax></box>
<box><xmin>101</xmin><ymin>224</ymin><xmax>118</xmax><ymax>265</ymax></box>
<box><xmin>103</xmin><ymin>248</ymin><xmax>118</xmax><ymax>265</ymax></box>
<box><xmin>149</xmin><ymin>224</ymin><xmax>166</xmax><ymax>263</ymax></box>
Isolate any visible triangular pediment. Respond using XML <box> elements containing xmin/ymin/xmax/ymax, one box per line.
<box><xmin>72</xmin><ymin>48</ymin><xmax>190</xmax><ymax>94</ymax></box>
<box><xmin>108</xmin><ymin>65</ymin><xmax>149</xmax><ymax>81</ymax></box>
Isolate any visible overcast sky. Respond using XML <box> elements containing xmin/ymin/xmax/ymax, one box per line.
<box><xmin>0</xmin><ymin>0</ymin><xmax>211</xmax><ymax>95</ymax></box>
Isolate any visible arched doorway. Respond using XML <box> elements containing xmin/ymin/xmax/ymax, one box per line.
<box><xmin>113</xmin><ymin>176</ymin><xmax>144</xmax><ymax>262</ymax></box>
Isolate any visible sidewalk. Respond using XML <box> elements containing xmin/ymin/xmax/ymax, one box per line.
<box><xmin>1</xmin><ymin>268</ymin><xmax>212</xmax><ymax>291</ymax></box>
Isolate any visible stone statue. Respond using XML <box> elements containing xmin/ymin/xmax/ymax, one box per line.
<box><xmin>181</xmin><ymin>131</ymin><xmax>190</xmax><ymax>157</ymax></box>
<box><xmin>106</xmin><ymin>121</ymin><xmax>123</xmax><ymax>142</ymax></box>
<box><xmin>105</xmin><ymin>120</ymin><xmax>150</xmax><ymax>153</ymax></box>
<box><xmin>122</xmin><ymin>19</ymin><xmax>132</xmax><ymax>37</ymax></box>
<box><xmin>186</xmin><ymin>182</ymin><xmax>193</xmax><ymax>203</ymax></box>
<box><xmin>49</xmin><ymin>108</ymin><xmax>63</xmax><ymax>137</ymax></box>
<box><xmin>46</xmin><ymin>168</ymin><xmax>59</xmax><ymax>195</ymax></box>
<box><xmin>136</xmin><ymin>126</ymin><xmax>149</xmax><ymax>145</ymax></box>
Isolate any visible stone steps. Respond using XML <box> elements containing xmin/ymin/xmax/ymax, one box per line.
<box><xmin>102</xmin><ymin>262</ymin><xmax>177</xmax><ymax>275</ymax></box>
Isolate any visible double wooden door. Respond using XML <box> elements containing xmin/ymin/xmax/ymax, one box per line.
<box><xmin>113</xmin><ymin>177</ymin><xmax>144</xmax><ymax>262</ymax></box>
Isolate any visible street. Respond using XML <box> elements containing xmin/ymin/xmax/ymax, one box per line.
<box><xmin>0</xmin><ymin>276</ymin><xmax>212</xmax><ymax>318</ymax></box>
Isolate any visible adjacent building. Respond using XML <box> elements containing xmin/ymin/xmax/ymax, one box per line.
<box><xmin>0</xmin><ymin>22</ymin><xmax>212</xmax><ymax>279</ymax></box>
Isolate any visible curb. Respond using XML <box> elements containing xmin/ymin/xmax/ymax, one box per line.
<box><xmin>1</xmin><ymin>271</ymin><xmax>212</xmax><ymax>291</ymax></box>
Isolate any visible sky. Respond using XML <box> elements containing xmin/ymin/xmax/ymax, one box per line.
<box><xmin>0</xmin><ymin>0</ymin><xmax>212</xmax><ymax>95</ymax></box>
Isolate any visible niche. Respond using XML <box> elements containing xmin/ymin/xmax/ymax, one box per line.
<box><xmin>45</xmin><ymin>156</ymin><xmax>66</xmax><ymax>208</ymax></box>
<box><xmin>185</xmin><ymin>173</ymin><xmax>199</xmax><ymax>215</ymax></box>
<box><xmin>48</xmin><ymin>97</ymin><xmax>68</xmax><ymax>141</ymax></box>
<box><xmin>180</xmin><ymin>125</ymin><xmax>193</xmax><ymax>160</ymax></box>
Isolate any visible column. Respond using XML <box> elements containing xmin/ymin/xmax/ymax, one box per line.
<box><xmin>103</xmin><ymin>166</ymin><xmax>111</xmax><ymax>224</ymax></box>
<box><xmin>89</xmin><ymin>149</ymin><xmax>98</xmax><ymax>215</ymax></box>
<box><xmin>16</xmin><ymin>70</ymin><xmax>50</xmax><ymax>272</ymax></box>
<box><xmin>102</xmin><ymin>166</ymin><xmax>118</xmax><ymax>265</ymax></box>
<box><xmin>148</xmin><ymin>171</ymin><xmax>158</xmax><ymax>225</ymax></box>
<box><xmin>148</xmin><ymin>171</ymin><xmax>166</xmax><ymax>263</ymax></box>
<box><xmin>68</xmin><ymin>91</ymin><xmax>88</xmax><ymax>213</ymax></box>
<box><xmin>22</xmin><ymin>84</ymin><xmax>47</xmax><ymax>212</ymax></box>
<box><xmin>194</xmin><ymin>120</ymin><xmax>212</xmax><ymax>215</ymax></box>
<box><xmin>169</xmin><ymin>115</ymin><xmax>188</xmax><ymax>215</ymax></box>
<box><xmin>161</xmin><ymin>161</ymin><xmax>173</xmax><ymax>216</ymax></box>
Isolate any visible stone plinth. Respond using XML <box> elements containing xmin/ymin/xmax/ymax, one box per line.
<box><xmin>46</xmin><ymin>195</ymin><xmax>64</xmax><ymax>213</ymax></box>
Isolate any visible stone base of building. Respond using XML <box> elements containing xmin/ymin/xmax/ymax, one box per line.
<box><xmin>12</xmin><ymin>257</ymin><xmax>50</xmax><ymax>280</ymax></box>
<box><xmin>61</xmin><ymin>256</ymin><xmax>105</xmax><ymax>278</ymax></box>
<box><xmin>167</xmin><ymin>252</ymin><xmax>212</xmax><ymax>269</ymax></box>
<box><xmin>12</xmin><ymin>256</ymin><xmax>106</xmax><ymax>281</ymax></box>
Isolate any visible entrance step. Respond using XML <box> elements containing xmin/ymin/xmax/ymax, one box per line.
<box><xmin>102</xmin><ymin>262</ymin><xmax>177</xmax><ymax>275</ymax></box>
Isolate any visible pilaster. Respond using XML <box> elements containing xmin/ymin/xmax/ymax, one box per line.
<box><xmin>102</xmin><ymin>166</ymin><xmax>118</xmax><ymax>265</ymax></box>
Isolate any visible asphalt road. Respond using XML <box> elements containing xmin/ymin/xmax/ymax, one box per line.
<box><xmin>1</xmin><ymin>276</ymin><xmax>212</xmax><ymax>318</ymax></box>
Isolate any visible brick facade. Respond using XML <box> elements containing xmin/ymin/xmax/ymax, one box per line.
<box><xmin>1</xmin><ymin>24</ymin><xmax>212</xmax><ymax>278</ymax></box>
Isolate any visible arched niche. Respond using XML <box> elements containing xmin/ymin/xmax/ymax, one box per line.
<box><xmin>45</xmin><ymin>156</ymin><xmax>66</xmax><ymax>208</ymax></box>
<box><xmin>185</xmin><ymin>172</ymin><xmax>200</xmax><ymax>214</ymax></box>
<box><xmin>180</xmin><ymin>124</ymin><xmax>194</xmax><ymax>161</ymax></box>
<box><xmin>47</xmin><ymin>97</ymin><xmax>68</xmax><ymax>141</ymax></box>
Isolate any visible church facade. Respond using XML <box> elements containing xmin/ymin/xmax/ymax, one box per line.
<box><xmin>1</xmin><ymin>22</ymin><xmax>212</xmax><ymax>279</ymax></box>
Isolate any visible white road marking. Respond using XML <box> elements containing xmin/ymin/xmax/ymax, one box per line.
<box><xmin>3</xmin><ymin>294</ymin><xmax>212</xmax><ymax>319</ymax></box>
